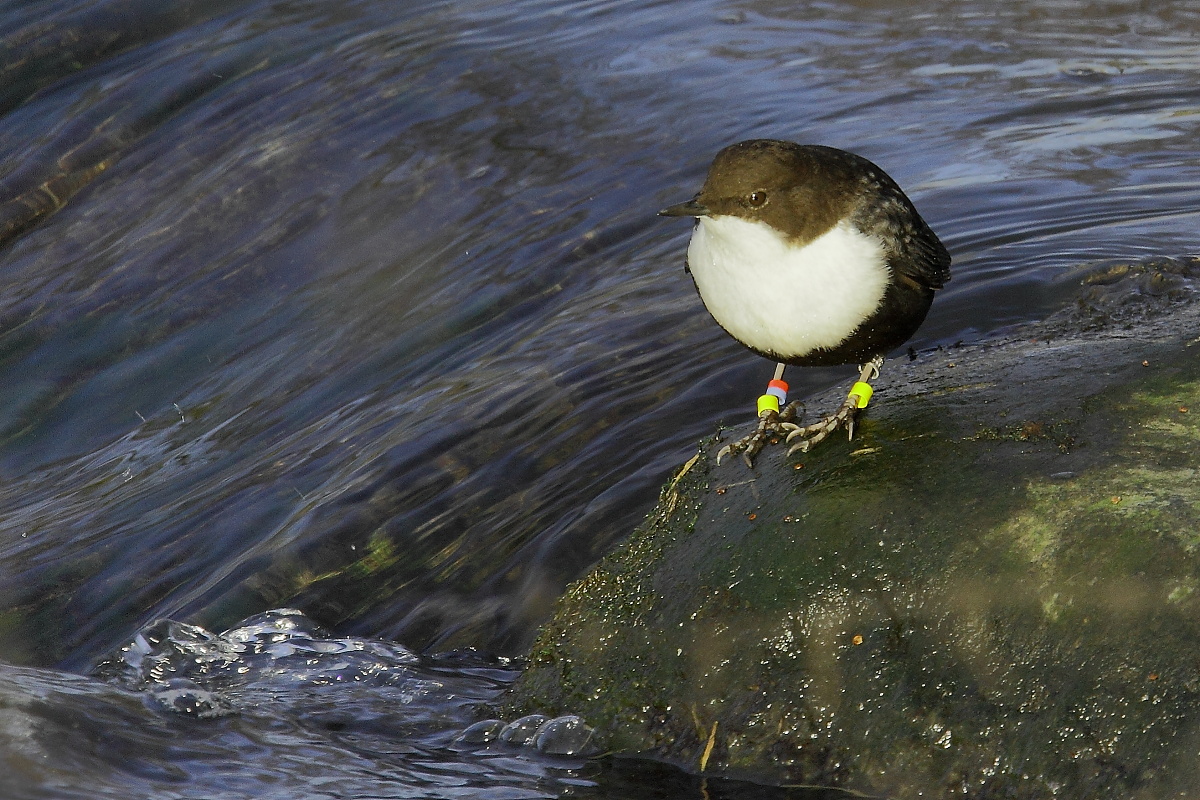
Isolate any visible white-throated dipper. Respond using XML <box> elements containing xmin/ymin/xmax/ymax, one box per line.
<box><xmin>660</xmin><ymin>139</ymin><xmax>951</xmax><ymax>466</ymax></box>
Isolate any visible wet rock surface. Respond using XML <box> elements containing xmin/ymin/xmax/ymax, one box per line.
<box><xmin>502</xmin><ymin>260</ymin><xmax>1200</xmax><ymax>798</ymax></box>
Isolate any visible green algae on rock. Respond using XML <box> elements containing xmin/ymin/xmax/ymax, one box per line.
<box><xmin>502</xmin><ymin>269</ymin><xmax>1200</xmax><ymax>798</ymax></box>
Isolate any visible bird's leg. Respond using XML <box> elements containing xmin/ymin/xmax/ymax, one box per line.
<box><xmin>716</xmin><ymin>363</ymin><xmax>801</xmax><ymax>468</ymax></box>
<box><xmin>784</xmin><ymin>356</ymin><xmax>884</xmax><ymax>455</ymax></box>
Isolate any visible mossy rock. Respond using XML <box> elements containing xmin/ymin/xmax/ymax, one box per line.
<box><xmin>502</xmin><ymin>270</ymin><xmax>1200</xmax><ymax>798</ymax></box>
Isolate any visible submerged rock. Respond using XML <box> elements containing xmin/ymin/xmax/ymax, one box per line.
<box><xmin>501</xmin><ymin>260</ymin><xmax>1200</xmax><ymax>798</ymax></box>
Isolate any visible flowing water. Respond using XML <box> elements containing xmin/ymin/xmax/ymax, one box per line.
<box><xmin>1</xmin><ymin>0</ymin><xmax>1199</xmax><ymax>797</ymax></box>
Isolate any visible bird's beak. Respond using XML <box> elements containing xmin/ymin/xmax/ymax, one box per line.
<box><xmin>658</xmin><ymin>198</ymin><xmax>709</xmax><ymax>218</ymax></box>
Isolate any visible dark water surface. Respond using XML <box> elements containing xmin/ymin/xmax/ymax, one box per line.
<box><xmin>1</xmin><ymin>0</ymin><xmax>1199</xmax><ymax>796</ymax></box>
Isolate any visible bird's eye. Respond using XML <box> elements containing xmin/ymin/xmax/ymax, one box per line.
<box><xmin>747</xmin><ymin>191</ymin><xmax>767</xmax><ymax>208</ymax></box>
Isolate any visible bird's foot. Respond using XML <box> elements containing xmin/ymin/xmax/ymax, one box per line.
<box><xmin>717</xmin><ymin>401</ymin><xmax>802</xmax><ymax>468</ymax></box>
<box><xmin>783</xmin><ymin>395</ymin><xmax>859</xmax><ymax>454</ymax></box>
<box><xmin>783</xmin><ymin>356</ymin><xmax>882</xmax><ymax>454</ymax></box>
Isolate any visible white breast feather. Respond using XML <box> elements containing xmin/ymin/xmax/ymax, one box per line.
<box><xmin>686</xmin><ymin>215</ymin><xmax>889</xmax><ymax>359</ymax></box>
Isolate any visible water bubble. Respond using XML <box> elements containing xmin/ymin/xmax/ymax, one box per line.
<box><xmin>151</xmin><ymin>679</ymin><xmax>235</xmax><ymax>719</ymax></box>
<box><xmin>499</xmin><ymin>714</ymin><xmax>548</xmax><ymax>746</ymax></box>
<box><xmin>533</xmin><ymin>715</ymin><xmax>595</xmax><ymax>756</ymax></box>
<box><xmin>457</xmin><ymin>719</ymin><xmax>506</xmax><ymax>744</ymax></box>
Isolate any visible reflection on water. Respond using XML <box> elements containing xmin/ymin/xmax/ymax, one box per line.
<box><xmin>1</xmin><ymin>0</ymin><xmax>1200</xmax><ymax>796</ymax></box>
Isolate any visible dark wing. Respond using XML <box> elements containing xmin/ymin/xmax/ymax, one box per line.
<box><xmin>834</xmin><ymin>151</ymin><xmax>952</xmax><ymax>291</ymax></box>
<box><xmin>895</xmin><ymin>217</ymin><xmax>952</xmax><ymax>290</ymax></box>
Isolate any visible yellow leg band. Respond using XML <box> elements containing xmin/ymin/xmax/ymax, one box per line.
<box><xmin>757</xmin><ymin>394</ymin><xmax>780</xmax><ymax>416</ymax></box>
<box><xmin>850</xmin><ymin>381</ymin><xmax>874</xmax><ymax>409</ymax></box>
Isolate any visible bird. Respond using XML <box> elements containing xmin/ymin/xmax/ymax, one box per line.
<box><xmin>659</xmin><ymin>139</ymin><xmax>950</xmax><ymax>467</ymax></box>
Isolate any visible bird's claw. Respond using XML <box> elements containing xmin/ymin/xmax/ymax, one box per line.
<box><xmin>715</xmin><ymin>442</ymin><xmax>738</xmax><ymax>467</ymax></box>
<box><xmin>784</xmin><ymin>394</ymin><xmax>861</xmax><ymax>455</ymax></box>
<box><xmin>716</xmin><ymin>402</ymin><xmax>801</xmax><ymax>467</ymax></box>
